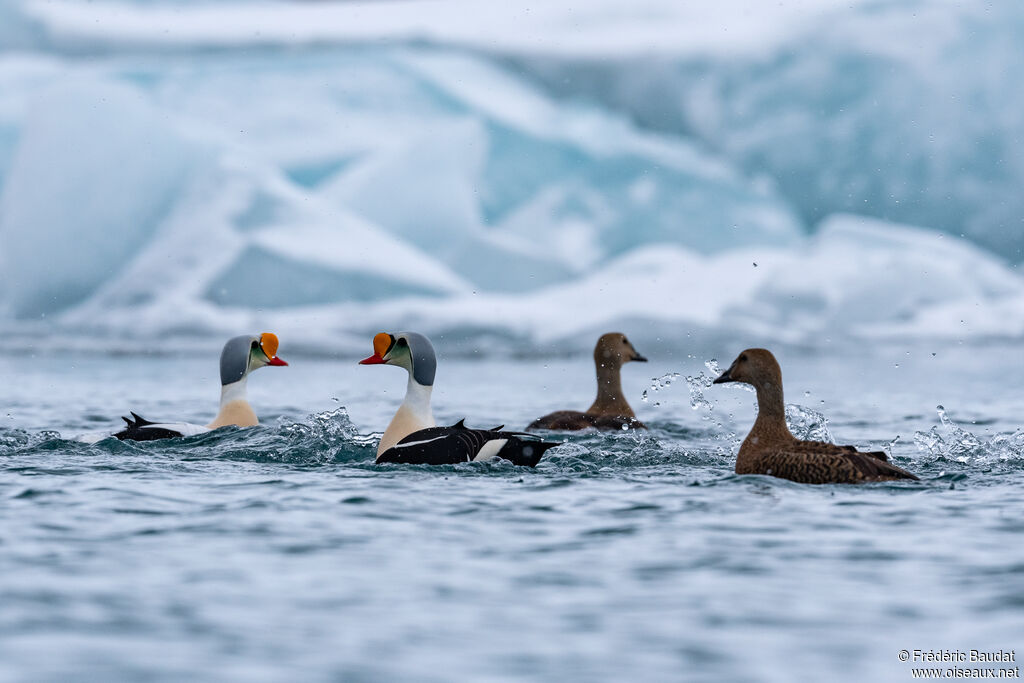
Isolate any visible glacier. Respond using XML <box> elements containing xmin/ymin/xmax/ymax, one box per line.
<box><xmin>504</xmin><ymin>1</ymin><xmax>1024</xmax><ymax>260</ymax></box>
<box><xmin>0</xmin><ymin>0</ymin><xmax>1022</xmax><ymax>354</ymax></box>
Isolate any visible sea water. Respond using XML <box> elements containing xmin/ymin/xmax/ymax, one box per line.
<box><xmin>2</xmin><ymin>344</ymin><xmax>1022</xmax><ymax>682</ymax></box>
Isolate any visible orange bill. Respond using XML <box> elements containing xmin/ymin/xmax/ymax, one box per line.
<box><xmin>359</xmin><ymin>332</ymin><xmax>393</xmax><ymax>365</ymax></box>
<box><xmin>260</xmin><ymin>332</ymin><xmax>288</xmax><ymax>366</ymax></box>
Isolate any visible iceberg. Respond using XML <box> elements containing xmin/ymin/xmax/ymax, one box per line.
<box><xmin>320</xmin><ymin>50</ymin><xmax>804</xmax><ymax>286</ymax></box>
<box><xmin>503</xmin><ymin>2</ymin><xmax>1024</xmax><ymax>260</ymax></box>
<box><xmin>135</xmin><ymin>213</ymin><xmax>1020</xmax><ymax>355</ymax></box>
<box><xmin>12</xmin><ymin>0</ymin><xmax>1024</xmax><ymax>256</ymax></box>
<box><xmin>0</xmin><ymin>42</ymin><xmax>804</xmax><ymax>335</ymax></box>
<box><xmin>379</xmin><ymin>214</ymin><xmax>1024</xmax><ymax>348</ymax></box>
<box><xmin>1</xmin><ymin>0</ymin><xmax>1023</xmax><ymax>352</ymax></box>
<box><xmin>0</xmin><ymin>80</ymin><xmax>204</xmax><ymax>318</ymax></box>
<box><xmin>728</xmin><ymin>215</ymin><xmax>1024</xmax><ymax>341</ymax></box>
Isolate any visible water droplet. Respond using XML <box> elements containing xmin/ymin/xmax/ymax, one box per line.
<box><xmin>785</xmin><ymin>404</ymin><xmax>834</xmax><ymax>443</ymax></box>
<box><xmin>646</xmin><ymin>372</ymin><xmax>681</xmax><ymax>407</ymax></box>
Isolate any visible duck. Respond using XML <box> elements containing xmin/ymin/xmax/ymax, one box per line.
<box><xmin>712</xmin><ymin>348</ymin><xmax>919</xmax><ymax>484</ymax></box>
<box><xmin>359</xmin><ymin>331</ymin><xmax>558</xmax><ymax>466</ymax></box>
<box><xmin>527</xmin><ymin>332</ymin><xmax>648</xmax><ymax>431</ymax></box>
<box><xmin>114</xmin><ymin>333</ymin><xmax>288</xmax><ymax>441</ymax></box>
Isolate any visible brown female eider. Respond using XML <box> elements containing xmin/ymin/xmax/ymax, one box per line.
<box><xmin>527</xmin><ymin>332</ymin><xmax>648</xmax><ymax>431</ymax></box>
<box><xmin>713</xmin><ymin>348</ymin><xmax>919</xmax><ymax>484</ymax></box>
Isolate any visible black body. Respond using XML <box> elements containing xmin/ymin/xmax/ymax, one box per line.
<box><xmin>377</xmin><ymin>420</ymin><xmax>558</xmax><ymax>467</ymax></box>
<box><xmin>113</xmin><ymin>412</ymin><xmax>185</xmax><ymax>441</ymax></box>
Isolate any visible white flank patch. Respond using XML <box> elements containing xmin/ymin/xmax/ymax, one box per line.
<box><xmin>473</xmin><ymin>439</ymin><xmax>508</xmax><ymax>462</ymax></box>
<box><xmin>147</xmin><ymin>422</ymin><xmax>209</xmax><ymax>437</ymax></box>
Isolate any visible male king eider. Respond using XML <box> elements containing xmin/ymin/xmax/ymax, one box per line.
<box><xmin>713</xmin><ymin>348</ymin><xmax>919</xmax><ymax>484</ymax></box>
<box><xmin>359</xmin><ymin>331</ymin><xmax>558</xmax><ymax>466</ymax></box>
<box><xmin>527</xmin><ymin>332</ymin><xmax>648</xmax><ymax>431</ymax></box>
<box><xmin>114</xmin><ymin>333</ymin><xmax>288</xmax><ymax>441</ymax></box>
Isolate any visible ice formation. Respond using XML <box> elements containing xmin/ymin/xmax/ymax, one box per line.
<box><xmin>0</xmin><ymin>0</ymin><xmax>1022</xmax><ymax>353</ymax></box>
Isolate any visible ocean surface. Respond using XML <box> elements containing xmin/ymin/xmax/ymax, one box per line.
<box><xmin>2</xmin><ymin>343</ymin><xmax>1023</xmax><ymax>682</ymax></box>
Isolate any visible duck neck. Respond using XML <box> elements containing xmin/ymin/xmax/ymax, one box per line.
<box><xmin>744</xmin><ymin>381</ymin><xmax>793</xmax><ymax>450</ymax></box>
<box><xmin>378</xmin><ymin>375</ymin><xmax>436</xmax><ymax>456</ymax></box>
<box><xmin>207</xmin><ymin>377</ymin><xmax>258</xmax><ymax>429</ymax></box>
<box><xmin>587</xmin><ymin>362</ymin><xmax>634</xmax><ymax>418</ymax></box>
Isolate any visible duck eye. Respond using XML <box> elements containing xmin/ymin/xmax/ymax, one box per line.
<box><xmin>622</xmin><ymin>337</ymin><xmax>629</xmax><ymax>345</ymax></box>
<box><xmin>739</xmin><ymin>354</ymin><xmax>748</xmax><ymax>362</ymax></box>
<box><xmin>251</xmin><ymin>341</ymin><xmax>259</xmax><ymax>350</ymax></box>
<box><xmin>397</xmin><ymin>338</ymin><xmax>408</xmax><ymax>347</ymax></box>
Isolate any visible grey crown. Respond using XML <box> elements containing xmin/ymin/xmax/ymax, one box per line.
<box><xmin>220</xmin><ymin>335</ymin><xmax>256</xmax><ymax>386</ymax></box>
<box><xmin>401</xmin><ymin>332</ymin><xmax>437</xmax><ymax>387</ymax></box>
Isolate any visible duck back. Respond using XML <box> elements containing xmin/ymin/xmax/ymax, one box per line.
<box><xmin>528</xmin><ymin>410</ymin><xmax>646</xmax><ymax>431</ymax></box>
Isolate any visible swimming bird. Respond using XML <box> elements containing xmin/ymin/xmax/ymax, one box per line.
<box><xmin>713</xmin><ymin>348</ymin><xmax>918</xmax><ymax>484</ymax></box>
<box><xmin>359</xmin><ymin>332</ymin><xmax>558</xmax><ymax>466</ymax></box>
<box><xmin>527</xmin><ymin>332</ymin><xmax>648</xmax><ymax>431</ymax></box>
<box><xmin>114</xmin><ymin>333</ymin><xmax>288</xmax><ymax>441</ymax></box>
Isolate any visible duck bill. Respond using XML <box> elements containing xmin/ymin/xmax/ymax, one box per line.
<box><xmin>632</xmin><ymin>354</ymin><xmax>648</xmax><ymax>363</ymax></box>
<box><xmin>267</xmin><ymin>356</ymin><xmax>288</xmax><ymax>367</ymax></box>
<box><xmin>712</xmin><ymin>369</ymin><xmax>733</xmax><ymax>384</ymax></box>
<box><xmin>359</xmin><ymin>353</ymin><xmax>386</xmax><ymax>365</ymax></box>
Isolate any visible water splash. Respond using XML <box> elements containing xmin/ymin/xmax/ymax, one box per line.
<box><xmin>0</xmin><ymin>428</ymin><xmax>62</xmax><ymax>454</ymax></box>
<box><xmin>675</xmin><ymin>358</ymin><xmax>726</xmax><ymax>413</ymax></box>
<box><xmin>641</xmin><ymin>371</ymin><xmax>680</xmax><ymax>407</ymax></box>
<box><xmin>784</xmin><ymin>404</ymin><xmax>834</xmax><ymax>443</ymax></box>
<box><xmin>0</xmin><ymin>428</ymin><xmax>33</xmax><ymax>451</ymax></box>
<box><xmin>279</xmin><ymin>407</ymin><xmax>380</xmax><ymax>453</ymax></box>
<box><xmin>686</xmin><ymin>372</ymin><xmax>713</xmax><ymax>411</ymax></box>
<box><xmin>912</xmin><ymin>405</ymin><xmax>1011</xmax><ymax>462</ymax></box>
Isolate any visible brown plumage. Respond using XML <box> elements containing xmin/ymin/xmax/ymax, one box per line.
<box><xmin>713</xmin><ymin>348</ymin><xmax>919</xmax><ymax>484</ymax></box>
<box><xmin>527</xmin><ymin>332</ymin><xmax>648</xmax><ymax>431</ymax></box>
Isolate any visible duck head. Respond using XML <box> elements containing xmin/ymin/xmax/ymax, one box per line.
<box><xmin>219</xmin><ymin>332</ymin><xmax>288</xmax><ymax>386</ymax></box>
<box><xmin>595</xmin><ymin>332</ymin><xmax>647</xmax><ymax>368</ymax></box>
<box><xmin>359</xmin><ymin>332</ymin><xmax>437</xmax><ymax>386</ymax></box>
<box><xmin>713</xmin><ymin>348</ymin><xmax>782</xmax><ymax>390</ymax></box>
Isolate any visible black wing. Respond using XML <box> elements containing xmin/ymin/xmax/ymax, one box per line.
<box><xmin>113</xmin><ymin>412</ymin><xmax>185</xmax><ymax>441</ymax></box>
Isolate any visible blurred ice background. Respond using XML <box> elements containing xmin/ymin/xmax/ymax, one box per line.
<box><xmin>0</xmin><ymin>0</ymin><xmax>1021</xmax><ymax>355</ymax></box>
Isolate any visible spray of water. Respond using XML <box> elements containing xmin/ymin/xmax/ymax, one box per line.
<box><xmin>641</xmin><ymin>372</ymin><xmax>681</xmax><ymax>407</ymax></box>
<box><xmin>911</xmin><ymin>404</ymin><xmax>1014</xmax><ymax>462</ymax></box>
